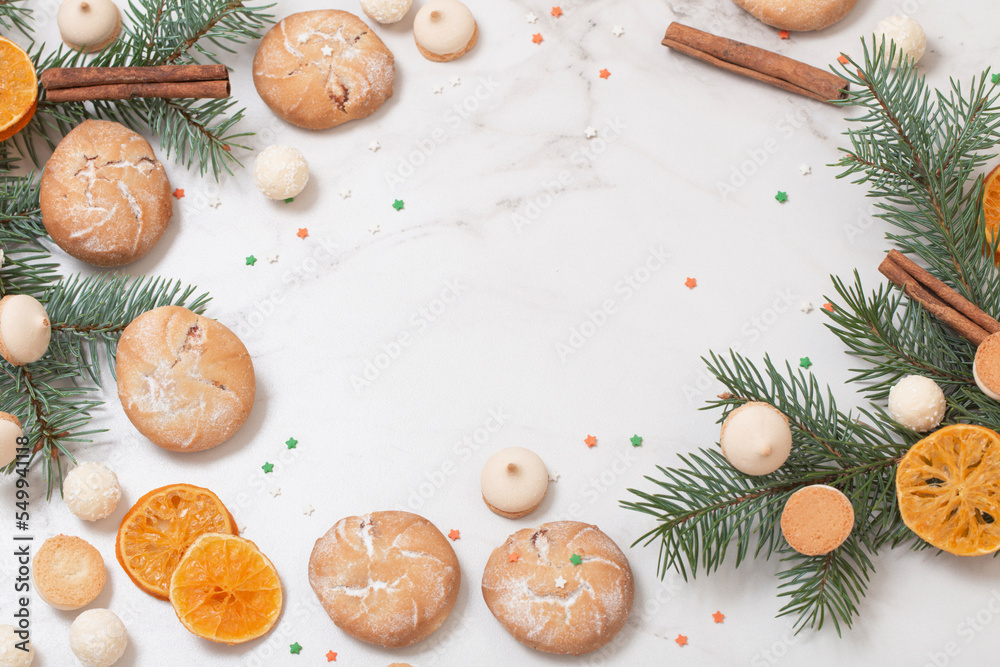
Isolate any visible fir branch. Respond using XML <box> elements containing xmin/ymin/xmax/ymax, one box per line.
<box><xmin>0</xmin><ymin>0</ymin><xmax>31</xmax><ymax>37</ymax></box>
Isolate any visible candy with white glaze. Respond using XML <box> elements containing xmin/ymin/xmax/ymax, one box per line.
<box><xmin>0</xmin><ymin>295</ymin><xmax>51</xmax><ymax>366</ymax></box>
<box><xmin>63</xmin><ymin>462</ymin><xmax>122</xmax><ymax>521</ymax></box>
<box><xmin>887</xmin><ymin>375</ymin><xmax>945</xmax><ymax>432</ymax></box>
<box><xmin>720</xmin><ymin>402</ymin><xmax>792</xmax><ymax>476</ymax></box>
<box><xmin>57</xmin><ymin>0</ymin><xmax>121</xmax><ymax>52</ymax></box>
<box><xmin>69</xmin><ymin>609</ymin><xmax>127</xmax><ymax>667</ymax></box>
<box><xmin>360</xmin><ymin>0</ymin><xmax>411</xmax><ymax>24</ymax></box>
<box><xmin>0</xmin><ymin>624</ymin><xmax>33</xmax><ymax>666</ymax></box>
<box><xmin>253</xmin><ymin>145</ymin><xmax>309</xmax><ymax>200</ymax></box>
<box><xmin>413</xmin><ymin>0</ymin><xmax>477</xmax><ymax>62</ymax></box>
<box><xmin>0</xmin><ymin>412</ymin><xmax>23</xmax><ymax>469</ymax></box>
<box><xmin>874</xmin><ymin>15</ymin><xmax>926</xmax><ymax>67</ymax></box>
<box><xmin>481</xmin><ymin>447</ymin><xmax>548</xmax><ymax>518</ymax></box>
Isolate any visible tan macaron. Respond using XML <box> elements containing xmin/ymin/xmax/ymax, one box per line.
<box><xmin>780</xmin><ymin>485</ymin><xmax>854</xmax><ymax>556</ymax></box>
<box><xmin>33</xmin><ymin>534</ymin><xmax>106</xmax><ymax>610</ymax></box>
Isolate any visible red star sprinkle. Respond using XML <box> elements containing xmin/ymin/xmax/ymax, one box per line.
<box><xmin>509</xmin><ymin>552</ymin><xmax>520</xmax><ymax>563</ymax></box>
<box><xmin>326</xmin><ymin>650</ymin><xmax>337</xmax><ymax>662</ymax></box>
<box><xmin>675</xmin><ymin>634</ymin><xmax>688</xmax><ymax>647</ymax></box>
<box><xmin>448</xmin><ymin>529</ymin><xmax>460</xmax><ymax>541</ymax></box>
<box><xmin>778</xmin><ymin>30</ymin><xmax>790</xmax><ymax>40</ymax></box>
<box><xmin>599</xmin><ymin>68</ymin><xmax>611</xmax><ymax>79</ymax></box>
<box><xmin>551</xmin><ymin>6</ymin><xmax>562</xmax><ymax>17</ymax></box>
<box><xmin>172</xmin><ymin>188</ymin><xmax>184</xmax><ymax>199</ymax></box>
<box><xmin>685</xmin><ymin>277</ymin><xmax>697</xmax><ymax>289</ymax></box>
<box><xmin>823</xmin><ymin>302</ymin><xmax>834</xmax><ymax>312</ymax></box>
<box><xmin>532</xmin><ymin>33</ymin><xmax>543</xmax><ymax>44</ymax></box>
<box><xmin>713</xmin><ymin>611</ymin><xmax>725</xmax><ymax>623</ymax></box>
<box><xmin>584</xmin><ymin>435</ymin><xmax>597</xmax><ymax>448</ymax></box>
<box><xmin>296</xmin><ymin>228</ymin><xmax>309</xmax><ymax>239</ymax></box>
<box><xmin>837</xmin><ymin>54</ymin><xmax>849</xmax><ymax>65</ymax></box>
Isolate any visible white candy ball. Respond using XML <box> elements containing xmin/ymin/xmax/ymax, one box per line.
<box><xmin>63</xmin><ymin>462</ymin><xmax>121</xmax><ymax>521</ymax></box>
<box><xmin>874</xmin><ymin>15</ymin><xmax>926</xmax><ymax>67</ymax></box>
<box><xmin>69</xmin><ymin>609</ymin><xmax>127</xmax><ymax>667</ymax></box>
<box><xmin>253</xmin><ymin>145</ymin><xmax>309</xmax><ymax>200</ymax></box>
<box><xmin>720</xmin><ymin>402</ymin><xmax>793</xmax><ymax>476</ymax></box>
<box><xmin>360</xmin><ymin>0</ymin><xmax>411</xmax><ymax>23</ymax></box>
<box><xmin>0</xmin><ymin>413</ymin><xmax>23</xmax><ymax>469</ymax></box>
<box><xmin>887</xmin><ymin>375</ymin><xmax>945</xmax><ymax>432</ymax></box>
<box><xmin>0</xmin><ymin>295</ymin><xmax>51</xmax><ymax>366</ymax></box>
<box><xmin>0</xmin><ymin>624</ymin><xmax>33</xmax><ymax>667</ymax></box>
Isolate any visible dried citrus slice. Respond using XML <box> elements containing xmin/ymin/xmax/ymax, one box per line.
<box><xmin>116</xmin><ymin>483</ymin><xmax>237</xmax><ymax>599</ymax></box>
<box><xmin>896</xmin><ymin>424</ymin><xmax>1000</xmax><ymax>556</ymax></box>
<box><xmin>0</xmin><ymin>37</ymin><xmax>38</xmax><ymax>142</ymax></box>
<box><xmin>984</xmin><ymin>164</ymin><xmax>1000</xmax><ymax>265</ymax></box>
<box><xmin>169</xmin><ymin>533</ymin><xmax>283</xmax><ymax>644</ymax></box>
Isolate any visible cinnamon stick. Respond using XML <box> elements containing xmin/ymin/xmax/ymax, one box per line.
<box><xmin>44</xmin><ymin>79</ymin><xmax>230</xmax><ymax>102</ymax></box>
<box><xmin>662</xmin><ymin>22</ymin><xmax>849</xmax><ymax>104</ymax></box>
<box><xmin>41</xmin><ymin>64</ymin><xmax>228</xmax><ymax>90</ymax></box>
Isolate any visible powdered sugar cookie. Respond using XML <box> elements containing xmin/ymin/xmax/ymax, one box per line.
<box><xmin>731</xmin><ymin>0</ymin><xmax>858</xmax><ymax>32</ymax></box>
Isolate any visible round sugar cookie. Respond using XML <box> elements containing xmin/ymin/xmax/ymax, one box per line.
<box><xmin>731</xmin><ymin>0</ymin><xmax>858</xmax><ymax>32</ymax></box>
<box><xmin>482</xmin><ymin>521</ymin><xmax>634</xmax><ymax>655</ymax></box>
<box><xmin>780</xmin><ymin>485</ymin><xmax>854</xmax><ymax>555</ymax></box>
<box><xmin>481</xmin><ymin>447</ymin><xmax>548</xmax><ymax>518</ymax></box>
<box><xmin>115</xmin><ymin>306</ymin><xmax>255</xmax><ymax>452</ymax></box>
<box><xmin>33</xmin><ymin>534</ymin><xmax>106</xmax><ymax>610</ymax></box>
<box><xmin>308</xmin><ymin>511</ymin><xmax>460</xmax><ymax>647</ymax></box>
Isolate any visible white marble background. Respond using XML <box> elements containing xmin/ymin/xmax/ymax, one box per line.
<box><xmin>4</xmin><ymin>0</ymin><xmax>999</xmax><ymax>665</ymax></box>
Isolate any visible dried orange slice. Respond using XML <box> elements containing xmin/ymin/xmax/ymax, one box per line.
<box><xmin>984</xmin><ymin>164</ymin><xmax>1000</xmax><ymax>265</ymax></box>
<box><xmin>116</xmin><ymin>483</ymin><xmax>237</xmax><ymax>599</ymax></box>
<box><xmin>896</xmin><ymin>424</ymin><xmax>1000</xmax><ymax>556</ymax></box>
<box><xmin>0</xmin><ymin>37</ymin><xmax>38</xmax><ymax>142</ymax></box>
<box><xmin>169</xmin><ymin>533</ymin><xmax>283</xmax><ymax>644</ymax></box>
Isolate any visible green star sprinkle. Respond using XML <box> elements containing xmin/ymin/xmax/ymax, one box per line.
<box><xmin>285</xmin><ymin>197</ymin><xmax>294</xmax><ymax>204</ymax></box>
<box><xmin>992</xmin><ymin>73</ymin><xmax>1000</xmax><ymax>85</ymax></box>
<box><xmin>289</xmin><ymin>642</ymin><xmax>302</xmax><ymax>655</ymax></box>
<box><xmin>245</xmin><ymin>255</ymin><xmax>257</xmax><ymax>266</ymax></box>
<box><xmin>570</xmin><ymin>554</ymin><xmax>582</xmax><ymax>566</ymax></box>
<box><xmin>630</xmin><ymin>435</ymin><xmax>643</xmax><ymax>447</ymax></box>
<box><xmin>286</xmin><ymin>437</ymin><xmax>298</xmax><ymax>449</ymax></box>
<box><xmin>262</xmin><ymin>462</ymin><xmax>274</xmax><ymax>473</ymax></box>
<box><xmin>392</xmin><ymin>199</ymin><xmax>405</xmax><ymax>211</ymax></box>
<box><xmin>775</xmin><ymin>191</ymin><xmax>788</xmax><ymax>203</ymax></box>
<box><xmin>799</xmin><ymin>357</ymin><xmax>812</xmax><ymax>369</ymax></box>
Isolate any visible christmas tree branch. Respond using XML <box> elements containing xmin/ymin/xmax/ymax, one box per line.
<box><xmin>0</xmin><ymin>0</ymin><xmax>31</xmax><ymax>37</ymax></box>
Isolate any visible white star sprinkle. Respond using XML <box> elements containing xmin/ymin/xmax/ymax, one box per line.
<box><xmin>268</xmin><ymin>487</ymin><xmax>281</xmax><ymax>498</ymax></box>
<box><xmin>800</xmin><ymin>301</ymin><xmax>813</xmax><ymax>313</ymax></box>
<box><xmin>238</xmin><ymin>522</ymin><xmax>248</xmax><ymax>533</ymax></box>
<box><xmin>526</xmin><ymin>12</ymin><xmax>538</xmax><ymax>23</ymax></box>
<box><xmin>584</xmin><ymin>126</ymin><xmax>597</xmax><ymax>139</ymax></box>
<box><xmin>450</xmin><ymin>76</ymin><xmax>461</xmax><ymax>87</ymax></box>
<box><xmin>369</xmin><ymin>141</ymin><xmax>380</xmax><ymax>152</ymax></box>
<box><xmin>799</xmin><ymin>164</ymin><xmax>812</xmax><ymax>175</ymax></box>
<box><xmin>370</xmin><ymin>225</ymin><xmax>381</xmax><ymax>235</ymax></box>
<box><xmin>432</xmin><ymin>84</ymin><xmax>444</xmax><ymax>94</ymax></box>
<box><xmin>267</xmin><ymin>253</ymin><xmax>279</xmax><ymax>264</ymax></box>
<box><xmin>339</xmin><ymin>188</ymin><xmax>351</xmax><ymax>199</ymax></box>
<box><xmin>208</xmin><ymin>196</ymin><xmax>221</xmax><ymax>208</ymax></box>
<box><xmin>612</xmin><ymin>25</ymin><xmax>625</xmax><ymax>37</ymax></box>
<box><xmin>303</xmin><ymin>504</ymin><xmax>315</xmax><ymax>516</ymax></box>
<box><xmin>321</xmin><ymin>45</ymin><xmax>333</xmax><ymax>57</ymax></box>
<box><xmin>548</xmin><ymin>471</ymin><xmax>560</xmax><ymax>482</ymax></box>
<box><xmin>555</xmin><ymin>576</ymin><xmax>566</xmax><ymax>588</ymax></box>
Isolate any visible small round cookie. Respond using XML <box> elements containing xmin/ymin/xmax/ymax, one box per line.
<box><xmin>115</xmin><ymin>306</ymin><xmax>255</xmax><ymax>452</ymax></box>
<box><xmin>0</xmin><ymin>295</ymin><xmax>51</xmax><ymax>366</ymax></box>
<box><xmin>69</xmin><ymin>609</ymin><xmax>127</xmax><ymax>667</ymax></box>
<box><xmin>720</xmin><ymin>402</ymin><xmax>792</xmax><ymax>476</ymax></box>
<box><xmin>731</xmin><ymin>0</ymin><xmax>858</xmax><ymax>32</ymax></box>
<box><xmin>254</xmin><ymin>145</ymin><xmax>309</xmax><ymax>200</ymax></box>
<box><xmin>887</xmin><ymin>375</ymin><xmax>945</xmax><ymax>432</ymax></box>
<box><xmin>780</xmin><ymin>485</ymin><xmax>854</xmax><ymax>556</ymax></box>
<box><xmin>874</xmin><ymin>15</ymin><xmax>927</xmax><ymax>67</ymax></box>
<box><xmin>360</xmin><ymin>0</ymin><xmax>411</xmax><ymax>24</ymax></box>
<box><xmin>481</xmin><ymin>447</ymin><xmax>548</xmax><ymax>518</ymax></box>
<box><xmin>0</xmin><ymin>413</ymin><xmax>23</xmax><ymax>469</ymax></box>
<box><xmin>253</xmin><ymin>11</ymin><xmax>395</xmax><ymax>130</ymax></box>
<box><xmin>413</xmin><ymin>0</ymin><xmax>478</xmax><ymax>62</ymax></box>
<box><xmin>34</xmin><ymin>534</ymin><xmax>106</xmax><ymax>610</ymax></box>
<box><xmin>57</xmin><ymin>0</ymin><xmax>121</xmax><ymax>52</ymax></box>
<box><xmin>40</xmin><ymin>120</ymin><xmax>171</xmax><ymax>267</ymax></box>
<box><xmin>63</xmin><ymin>462</ymin><xmax>122</xmax><ymax>521</ymax></box>
<box><xmin>0</xmin><ymin>624</ymin><xmax>33</xmax><ymax>666</ymax></box>
<box><xmin>974</xmin><ymin>332</ymin><xmax>1000</xmax><ymax>400</ymax></box>
<box><xmin>308</xmin><ymin>511</ymin><xmax>460</xmax><ymax>648</ymax></box>
<box><xmin>482</xmin><ymin>521</ymin><xmax>634</xmax><ymax>656</ymax></box>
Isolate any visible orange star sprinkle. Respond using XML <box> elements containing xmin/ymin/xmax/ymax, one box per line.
<box><xmin>584</xmin><ymin>435</ymin><xmax>597</xmax><ymax>448</ymax></box>
<box><xmin>778</xmin><ymin>30</ymin><xmax>790</xmax><ymax>40</ymax></box>
<box><xmin>551</xmin><ymin>6</ymin><xmax>562</xmax><ymax>17</ymax></box>
<box><xmin>837</xmin><ymin>54</ymin><xmax>849</xmax><ymax>65</ymax></box>
<box><xmin>532</xmin><ymin>33</ymin><xmax>543</xmax><ymax>44</ymax></box>
<box><xmin>712</xmin><ymin>611</ymin><xmax>725</xmax><ymax>623</ymax></box>
<box><xmin>675</xmin><ymin>634</ymin><xmax>688</xmax><ymax>647</ymax></box>
<box><xmin>685</xmin><ymin>277</ymin><xmax>697</xmax><ymax>289</ymax></box>
<box><xmin>508</xmin><ymin>552</ymin><xmax>520</xmax><ymax>563</ymax></box>
<box><xmin>296</xmin><ymin>228</ymin><xmax>309</xmax><ymax>239</ymax></box>
<box><xmin>448</xmin><ymin>529</ymin><xmax>460</xmax><ymax>541</ymax></box>
<box><xmin>172</xmin><ymin>188</ymin><xmax>184</xmax><ymax>199</ymax></box>
<box><xmin>326</xmin><ymin>650</ymin><xmax>337</xmax><ymax>662</ymax></box>
<box><xmin>599</xmin><ymin>68</ymin><xmax>611</xmax><ymax>79</ymax></box>
<box><xmin>823</xmin><ymin>302</ymin><xmax>834</xmax><ymax>312</ymax></box>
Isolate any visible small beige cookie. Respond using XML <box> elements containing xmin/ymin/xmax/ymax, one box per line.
<box><xmin>481</xmin><ymin>447</ymin><xmax>548</xmax><ymax>518</ymax></box>
<box><xmin>780</xmin><ymin>485</ymin><xmax>854</xmax><ymax>556</ymax></box>
<box><xmin>253</xmin><ymin>11</ymin><xmax>395</xmax><ymax>130</ymax></box>
<box><xmin>33</xmin><ymin>534</ymin><xmax>106</xmax><ymax>610</ymax></box>
<box><xmin>482</xmin><ymin>521</ymin><xmax>634</xmax><ymax>656</ymax></box>
<box><xmin>974</xmin><ymin>332</ymin><xmax>1000</xmax><ymax>400</ymax></box>
<box><xmin>58</xmin><ymin>0</ymin><xmax>122</xmax><ymax>52</ymax></box>
<box><xmin>308</xmin><ymin>511</ymin><xmax>460</xmax><ymax>648</ymax></box>
<box><xmin>413</xmin><ymin>0</ymin><xmax>478</xmax><ymax>62</ymax></box>
<box><xmin>40</xmin><ymin>120</ymin><xmax>172</xmax><ymax>267</ymax></box>
<box><xmin>731</xmin><ymin>0</ymin><xmax>858</xmax><ymax>32</ymax></box>
<box><xmin>115</xmin><ymin>306</ymin><xmax>255</xmax><ymax>452</ymax></box>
